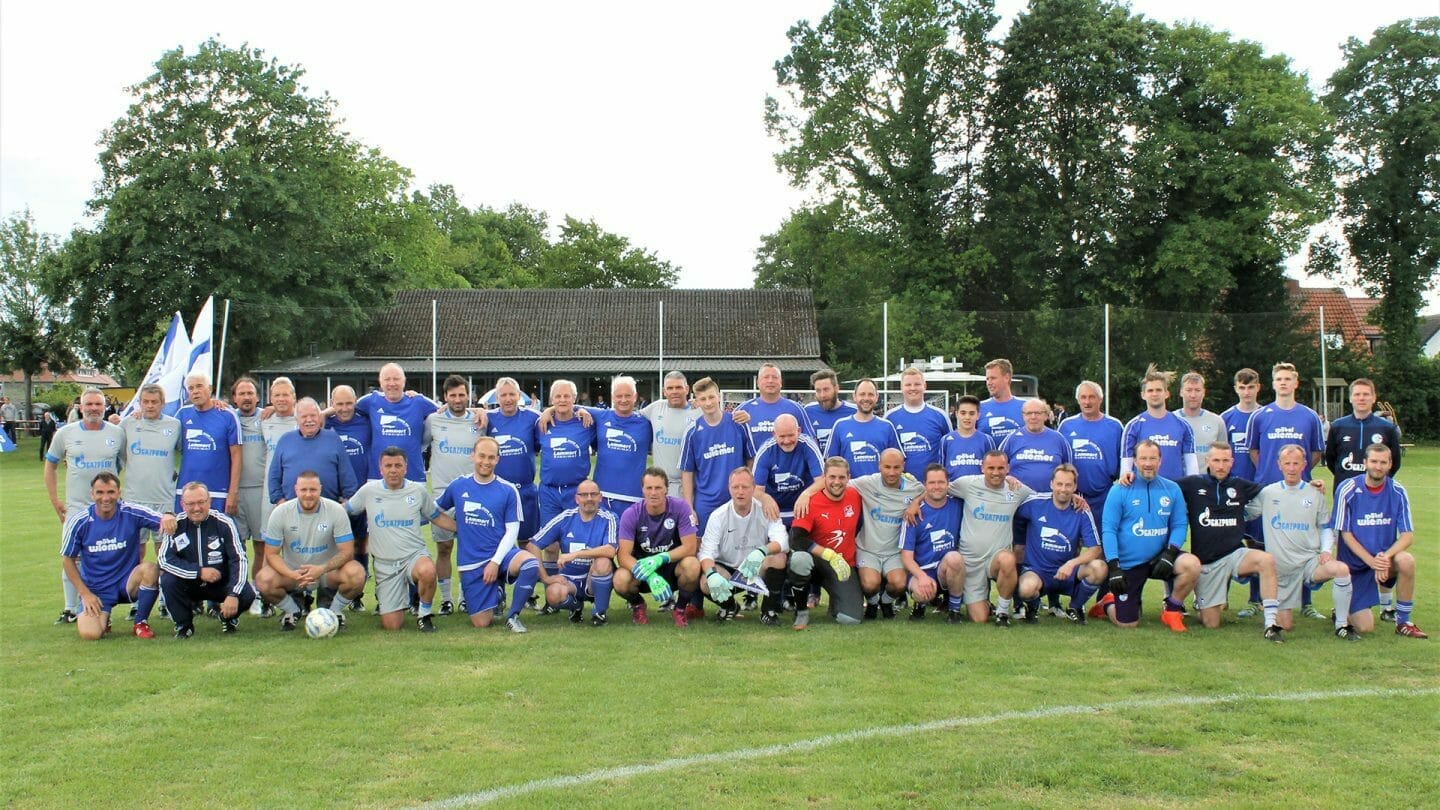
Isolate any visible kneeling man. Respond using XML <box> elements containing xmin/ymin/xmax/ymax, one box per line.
<box><xmin>256</xmin><ymin>471</ymin><xmax>366</xmax><ymax>631</ymax></box>
<box><xmin>698</xmin><ymin>468</ymin><xmax>789</xmax><ymax>622</ymax></box>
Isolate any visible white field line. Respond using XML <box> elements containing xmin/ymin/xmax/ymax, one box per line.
<box><xmin>416</xmin><ymin>685</ymin><xmax>1440</xmax><ymax>808</ymax></box>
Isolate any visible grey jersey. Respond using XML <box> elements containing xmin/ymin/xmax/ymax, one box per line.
<box><xmin>425</xmin><ymin>410</ymin><xmax>480</xmax><ymax>489</ymax></box>
<box><xmin>236</xmin><ymin>411</ymin><xmax>266</xmax><ymax>489</ymax></box>
<box><xmin>699</xmin><ymin>500</ymin><xmax>788</xmax><ymax>567</ymax></box>
<box><xmin>641</xmin><ymin>401</ymin><xmax>701</xmax><ymax>483</ymax></box>
<box><xmin>346</xmin><ymin>479</ymin><xmax>439</xmax><ymax>560</ymax></box>
<box><xmin>264</xmin><ymin>496</ymin><xmax>354</xmax><ymax>569</ymax></box>
<box><xmin>949</xmin><ymin>476</ymin><xmax>1036</xmax><ymax>563</ymax></box>
<box><xmin>1180</xmin><ymin>409</ymin><xmax>1227</xmax><ymax>462</ymax></box>
<box><xmin>48</xmin><ymin>422</ymin><xmax>126</xmax><ymax>510</ymax></box>
<box><xmin>850</xmin><ymin>473</ymin><xmax>923</xmax><ymax>554</ymax></box>
<box><xmin>119</xmin><ymin>414</ymin><xmax>181</xmax><ymax>506</ymax></box>
<box><xmin>1259</xmin><ymin>481</ymin><xmax>1332</xmax><ymax>568</ymax></box>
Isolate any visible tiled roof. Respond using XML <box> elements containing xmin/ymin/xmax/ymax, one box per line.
<box><xmin>1287</xmin><ymin>281</ymin><xmax>1381</xmax><ymax>350</ymax></box>
<box><xmin>253</xmin><ymin>352</ymin><xmax>793</xmax><ymax>375</ymax></box>
<box><xmin>352</xmin><ymin>288</ymin><xmax>821</xmax><ymax>360</ymax></box>
<box><xmin>1</xmin><ymin>366</ymin><xmax>120</xmax><ymax>387</ymax></box>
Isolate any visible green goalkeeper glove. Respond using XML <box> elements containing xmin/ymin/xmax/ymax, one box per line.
<box><xmin>818</xmin><ymin>548</ymin><xmax>851</xmax><ymax>582</ymax></box>
<box><xmin>632</xmin><ymin>552</ymin><xmax>669</xmax><ymax>580</ymax></box>
<box><xmin>645</xmin><ymin>573</ymin><xmax>673</xmax><ymax>605</ymax></box>
<box><xmin>738</xmin><ymin>548</ymin><xmax>767</xmax><ymax>580</ymax></box>
<box><xmin>706</xmin><ymin>570</ymin><xmax>732</xmax><ymax>602</ymax></box>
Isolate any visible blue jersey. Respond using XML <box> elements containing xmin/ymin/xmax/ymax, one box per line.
<box><xmin>355</xmin><ymin>392</ymin><xmax>435</xmax><ymax>482</ymax></box>
<box><xmin>1325</xmin><ymin>413</ymin><xmax>1403</xmax><ymax>490</ymax></box>
<box><xmin>588</xmin><ymin>408</ymin><xmax>652</xmax><ymax>502</ymax></box>
<box><xmin>884</xmin><ymin>403</ymin><xmax>951</xmax><ymax>479</ymax></box>
<box><xmin>1220</xmin><ymin>405</ymin><xmax>1259</xmax><ymax>481</ymax></box>
<box><xmin>175</xmin><ymin>405</ymin><xmax>241</xmax><ymax>498</ymax></box>
<box><xmin>1058</xmin><ymin>413</ymin><xmax>1123</xmax><ymax>498</ymax></box>
<box><xmin>1013</xmin><ymin>495</ymin><xmax>1098</xmax><ymax>577</ymax></box>
<box><xmin>61</xmin><ymin>502</ymin><xmax>162</xmax><ymax>592</ymax></box>
<box><xmin>1000</xmin><ymin>427</ymin><xmax>1072</xmax><ymax>492</ymax></box>
<box><xmin>939</xmin><ymin>430</ymin><xmax>994</xmax><ymax>481</ymax></box>
<box><xmin>1100</xmin><ymin>474</ymin><xmax>1187</xmax><ymax>568</ymax></box>
<box><xmin>530</xmin><ymin>508</ymin><xmax>619</xmax><ymax>575</ymax></box>
<box><xmin>1245</xmin><ymin>402</ymin><xmax>1324</xmax><ymax>486</ymax></box>
<box><xmin>805</xmin><ymin>400</ymin><xmax>857</xmax><ymax>453</ymax></box>
<box><xmin>679</xmin><ymin>414</ymin><xmax>755</xmax><ymax>525</ymax></box>
<box><xmin>1122</xmin><ymin>411</ymin><xmax>1196</xmax><ymax>481</ymax></box>
<box><xmin>979</xmin><ymin>397</ymin><xmax>1026</xmax><ymax>444</ymax></box>
<box><xmin>324</xmin><ymin>413</ymin><xmax>370</xmax><ymax>489</ymax></box>
<box><xmin>825</xmin><ymin>416</ymin><xmax>902</xmax><ymax>478</ymax></box>
<box><xmin>902</xmin><ymin>497</ymin><xmax>962</xmax><ymax>570</ymax></box>
<box><xmin>1333</xmin><ymin>476</ymin><xmax>1412</xmax><ymax>566</ymax></box>
<box><xmin>486</xmin><ymin>408</ymin><xmax>540</xmax><ymax>489</ymax></box>
<box><xmin>539</xmin><ymin>414</ymin><xmax>596</xmax><ymax>487</ymax></box>
<box><xmin>736</xmin><ymin>397</ymin><xmax>815</xmax><ymax>448</ymax></box>
<box><xmin>437</xmin><ymin>475</ymin><xmax>522</xmax><ymax>570</ymax></box>
<box><xmin>267</xmin><ymin>429</ymin><xmax>360</xmax><ymax>502</ymax></box>
<box><xmin>753</xmin><ymin>435</ymin><xmax>825</xmax><ymax>520</ymax></box>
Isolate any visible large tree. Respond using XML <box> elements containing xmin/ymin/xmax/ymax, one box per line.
<box><xmin>1323</xmin><ymin>18</ymin><xmax>1440</xmax><ymax>386</ymax></box>
<box><xmin>51</xmin><ymin>40</ymin><xmax>433</xmax><ymax>379</ymax></box>
<box><xmin>0</xmin><ymin>210</ymin><xmax>79</xmax><ymax>413</ymax></box>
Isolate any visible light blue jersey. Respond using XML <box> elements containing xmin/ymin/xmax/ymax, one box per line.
<box><xmin>805</xmin><ymin>400</ymin><xmax>857</xmax><ymax>453</ymax></box>
<box><xmin>979</xmin><ymin>397</ymin><xmax>1026</xmax><ymax>444</ymax></box>
<box><xmin>884</xmin><ymin>403</ymin><xmax>951</xmax><ymax>479</ymax></box>
<box><xmin>825</xmin><ymin>415</ymin><xmax>902</xmax><ymax>478</ymax></box>
<box><xmin>1000</xmin><ymin>427</ymin><xmax>1072</xmax><ymax>493</ymax></box>
<box><xmin>437</xmin><ymin>475</ymin><xmax>522</xmax><ymax>570</ymax></box>
<box><xmin>939</xmin><ymin>429</ymin><xmax>994</xmax><ymax>481</ymax></box>
<box><xmin>1059</xmin><ymin>413</ymin><xmax>1123</xmax><ymax>500</ymax></box>
<box><xmin>588</xmin><ymin>408</ymin><xmax>652</xmax><ymax>503</ymax></box>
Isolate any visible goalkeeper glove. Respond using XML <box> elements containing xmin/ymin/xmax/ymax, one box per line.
<box><xmin>818</xmin><ymin>548</ymin><xmax>851</xmax><ymax>582</ymax></box>
<box><xmin>1106</xmin><ymin>559</ymin><xmax>1125</xmax><ymax>596</ymax></box>
<box><xmin>1149</xmin><ymin>546</ymin><xmax>1180</xmax><ymax>580</ymax></box>
<box><xmin>706</xmin><ymin>570</ymin><xmax>732</xmax><ymax>602</ymax></box>
<box><xmin>738</xmin><ymin>547</ymin><xmax>767</xmax><ymax>580</ymax></box>
<box><xmin>631</xmin><ymin>552</ymin><xmax>669</xmax><ymax>580</ymax></box>
<box><xmin>645</xmin><ymin>573</ymin><xmax>673</xmax><ymax>605</ymax></box>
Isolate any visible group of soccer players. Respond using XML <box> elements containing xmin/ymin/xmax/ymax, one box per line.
<box><xmin>49</xmin><ymin>357</ymin><xmax>1424</xmax><ymax>642</ymax></box>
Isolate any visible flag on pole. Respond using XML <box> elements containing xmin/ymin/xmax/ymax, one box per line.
<box><xmin>187</xmin><ymin>295</ymin><xmax>214</xmax><ymax>383</ymax></box>
<box><xmin>119</xmin><ymin>312</ymin><xmax>187</xmax><ymax>418</ymax></box>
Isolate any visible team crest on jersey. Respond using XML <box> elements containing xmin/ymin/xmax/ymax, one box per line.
<box><xmin>317</xmin><ymin>522</ymin><xmax>330</xmax><ymax>533</ymax></box>
<box><xmin>174</xmin><ymin>535</ymin><xmax>190</xmax><ymax>551</ymax></box>
<box><xmin>1159</xmin><ymin>496</ymin><xmax>1172</xmax><ymax>507</ymax></box>
<box><xmin>1371</xmin><ymin>433</ymin><xmax>1383</xmax><ymax>444</ymax></box>
<box><xmin>163</xmin><ymin>428</ymin><xmax>175</xmax><ymax>437</ymax></box>
<box><xmin>1302</xmin><ymin>498</ymin><xmax>1314</xmax><ymax>508</ymax></box>
<box><xmin>843</xmin><ymin>505</ymin><xmax>855</xmax><ymax>518</ymax></box>
<box><xmin>1225</xmin><ymin>488</ymin><xmax>1236</xmax><ymax>499</ymax></box>
<box><xmin>404</xmin><ymin>495</ymin><xmax>417</xmax><ymax>506</ymax></box>
<box><xmin>663</xmin><ymin>518</ymin><xmax>675</xmax><ymax>530</ymax></box>
<box><xmin>208</xmin><ymin>539</ymin><xmax>221</xmax><ymax>550</ymax></box>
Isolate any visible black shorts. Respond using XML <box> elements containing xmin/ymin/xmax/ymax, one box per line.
<box><xmin>1113</xmin><ymin>564</ymin><xmax>1169</xmax><ymax>624</ymax></box>
<box><xmin>636</xmin><ymin>562</ymin><xmax>680</xmax><ymax>594</ymax></box>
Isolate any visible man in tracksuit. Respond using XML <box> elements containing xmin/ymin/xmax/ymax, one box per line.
<box><xmin>160</xmin><ymin>481</ymin><xmax>256</xmax><ymax>638</ymax></box>
<box><xmin>1096</xmin><ymin>439</ymin><xmax>1198</xmax><ymax>631</ymax></box>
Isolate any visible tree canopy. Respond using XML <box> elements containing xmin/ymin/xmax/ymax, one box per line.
<box><xmin>0</xmin><ymin>210</ymin><xmax>79</xmax><ymax>410</ymax></box>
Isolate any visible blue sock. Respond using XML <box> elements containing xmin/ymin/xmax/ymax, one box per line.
<box><xmin>1396</xmin><ymin>600</ymin><xmax>1413</xmax><ymax>626</ymax></box>
<box><xmin>135</xmin><ymin>585</ymin><xmax>159</xmax><ymax>623</ymax></box>
<box><xmin>947</xmin><ymin>592</ymin><xmax>963</xmax><ymax>611</ymax></box>
<box><xmin>1301</xmin><ymin>587</ymin><xmax>1313</xmax><ymax>607</ymax></box>
<box><xmin>355</xmin><ymin>552</ymin><xmax>369</xmax><ymax>576</ymax></box>
<box><xmin>508</xmin><ymin>560</ymin><xmax>540</xmax><ymax>619</ymax></box>
<box><xmin>1248</xmin><ymin>577</ymin><xmax>1261</xmax><ymax>604</ymax></box>
<box><xmin>542</xmin><ymin>561</ymin><xmax>560</xmax><ymax>578</ymax></box>
<box><xmin>591</xmin><ymin>574</ymin><xmax>613</xmax><ymax>614</ymax></box>
<box><xmin>1071</xmin><ymin>579</ymin><xmax>1098</xmax><ymax>611</ymax></box>
<box><xmin>1163</xmin><ymin>596</ymin><xmax>1183</xmax><ymax>613</ymax></box>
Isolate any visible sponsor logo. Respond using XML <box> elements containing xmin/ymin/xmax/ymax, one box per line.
<box><xmin>1197</xmin><ymin>507</ymin><xmax>1238</xmax><ymax>528</ymax></box>
<box><xmin>970</xmin><ymin>504</ymin><xmax>1010</xmax><ymax>523</ymax></box>
<box><xmin>605</xmin><ymin>427</ymin><xmax>638</xmax><ymax>452</ymax></box>
<box><xmin>1265</xmin><ymin>426</ymin><xmax>1305</xmax><ymax>441</ymax></box>
<box><xmin>1341</xmin><ymin>457</ymin><xmax>1366</xmax><ymax>472</ymax></box>
<box><xmin>129</xmin><ymin>441</ymin><xmax>172</xmax><ymax>458</ymax></box>
<box><xmin>702</xmin><ymin>442</ymin><xmax>736</xmax><ymax>461</ymax></box>
<box><xmin>373</xmin><ymin>510</ymin><xmax>415</xmax><ymax>529</ymax></box>
<box><xmin>379</xmin><ymin>414</ymin><xmax>411</xmax><ymax>437</ymax></box>
<box><xmin>462</xmin><ymin>500</ymin><xmax>495</xmax><ymax>527</ymax></box>
<box><xmin>1354</xmin><ymin>512</ymin><xmax>1391</xmax><ymax>528</ymax></box>
<box><xmin>185</xmin><ymin>429</ymin><xmax>217</xmax><ymax>451</ymax></box>
<box><xmin>869</xmin><ymin>507</ymin><xmax>902</xmax><ymax>525</ymax></box>
<box><xmin>436</xmin><ymin>438</ymin><xmax>473</xmax><ymax>456</ymax></box>
<box><xmin>1130</xmin><ymin>520</ymin><xmax>1168</xmax><ymax>537</ymax></box>
<box><xmin>1012</xmin><ymin>448</ymin><xmax>1055</xmax><ymax>463</ymax></box>
<box><xmin>1269</xmin><ymin>514</ymin><xmax>1311</xmax><ymax>532</ymax></box>
<box><xmin>900</xmin><ymin>432</ymin><xmax>932</xmax><ymax>454</ymax></box>
<box><xmin>71</xmin><ymin>453</ymin><xmax>115</xmax><ymax>470</ymax></box>
<box><xmin>84</xmin><ymin>536</ymin><xmax>127</xmax><ymax>554</ymax></box>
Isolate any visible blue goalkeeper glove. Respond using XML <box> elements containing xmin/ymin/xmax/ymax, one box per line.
<box><xmin>632</xmin><ymin>552</ymin><xmax>669</xmax><ymax>580</ymax></box>
<box><xmin>738</xmin><ymin>548</ymin><xmax>767</xmax><ymax>580</ymax></box>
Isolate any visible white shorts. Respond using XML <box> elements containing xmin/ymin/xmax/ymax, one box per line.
<box><xmin>1276</xmin><ymin>556</ymin><xmax>1324</xmax><ymax>610</ymax></box>
<box><xmin>373</xmin><ymin>550</ymin><xmax>430</xmax><ymax>615</ymax></box>
<box><xmin>856</xmin><ymin>547</ymin><xmax>904</xmax><ymax>576</ymax></box>
<box><xmin>1195</xmin><ymin>546</ymin><xmax>1251</xmax><ymax>610</ymax></box>
<box><xmin>232</xmin><ymin>488</ymin><xmax>265</xmax><ymax>541</ymax></box>
<box><xmin>962</xmin><ymin>548</ymin><xmax>1010</xmax><ymax>603</ymax></box>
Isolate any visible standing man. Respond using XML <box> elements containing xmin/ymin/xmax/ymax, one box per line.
<box><xmin>255</xmin><ymin>377</ymin><xmax>299</xmax><ymax>602</ymax></box>
<box><xmin>1</xmin><ymin>395</ymin><xmax>17</xmax><ymax>444</ymax></box>
<box><xmin>256</xmin><ymin>471</ymin><xmax>366</xmax><ymax>631</ymax></box>
<box><xmin>1121</xmin><ymin>366</ymin><xmax>1198</xmax><ymax>483</ymax></box>
<box><xmin>159</xmin><ymin>483</ymin><xmax>256</xmax><ymax>638</ymax></box>
<box><xmin>61</xmin><ymin>473</ymin><xmax>174</xmax><ymax>640</ymax></box>
<box><xmin>1222</xmin><ymin>368</ymin><xmax>1263</xmax><ymax>482</ymax></box>
<box><xmin>884</xmin><ymin>366</ymin><xmax>951</xmax><ymax>479</ymax></box>
<box><xmin>175</xmin><ymin>371</ymin><xmax>242</xmax><ymax>513</ymax></box>
<box><xmin>436</xmin><ymin>437</ymin><xmax>542</xmax><ymax>634</ymax></box>
<box><xmin>528</xmin><ymin>479</ymin><xmax>618</xmax><ymax>626</ymax></box>
<box><xmin>640</xmin><ymin>371</ymin><xmax>701</xmax><ymax>497</ymax></box>
<box><xmin>536</xmin><ymin>379</ymin><xmax>596</xmax><ymax>527</ymax></box>
<box><xmin>680</xmin><ymin>376</ymin><xmax>756</xmax><ymax>533</ymax></box>
<box><xmin>614</xmin><ymin>468</ymin><xmax>703</xmax><ymax>627</ymax></box>
<box><xmin>230</xmin><ymin>377</ymin><xmax>270</xmax><ymax>615</ymax></box>
<box><xmin>353</xmin><ymin>362</ymin><xmax>436</xmax><ymax>483</ymax></box>
<box><xmin>939</xmin><ymin>450</ymin><xmax>1035</xmax><ymax>626</ymax></box>
<box><xmin>752</xmin><ymin>413</ymin><xmax>825</xmax><ymax>527</ymax></box>
<box><xmin>851</xmin><ymin>448</ymin><xmax>924</xmax><ymax>618</ymax></box>
<box><xmin>788</xmin><ymin>457</ymin><xmax>865</xmax><ymax>629</ymax></box>
<box><xmin>1059</xmin><ymin>380</ymin><xmax>1124</xmax><ymax>518</ymax></box>
<box><xmin>901</xmin><ymin>464</ymin><xmax>967</xmax><ymax>623</ymax></box>
<box><xmin>585</xmin><ymin>375</ymin><xmax>653</xmax><ymax>515</ymax></box>
<box><xmin>1177</xmin><ymin>372</ymin><xmax>1227</xmax><ymax>465</ymax></box>
<box><xmin>697</xmin><ymin>468</ymin><xmax>790</xmax><ymax>622</ymax></box>
<box><xmin>425</xmin><ymin>375</ymin><xmax>483</xmax><ymax>615</ymax></box>
<box><xmin>1261</xmin><ymin>444</ymin><xmax>1360</xmax><ymax>640</ymax></box>
<box><xmin>39</xmin><ymin>409</ymin><xmax>59</xmax><ymax>461</ymax></box>
<box><xmin>325</xmin><ymin>384</ymin><xmax>371</xmax><ymax>609</ymax></box>
<box><xmin>1333</xmin><ymin>444</ymin><xmax>1425</xmax><ymax>638</ymax></box>
<box><xmin>805</xmin><ymin>369</ymin><xmax>856</xmax><ymax>452</ymax></box>
<box><xmin>1000</xmin><ymin>397</ymin><xmax>1072</xmax><ymax>493</ymax></box>
<box><xmin>736</xmin><ymin>362</ymin><xmax>815</xmax><ymax>448</ymax></box>
<box><xmin>979</xmin><ymin>358</ymin><xmax>1026</xmax><ymax>445</ymax></box>
<box><xmin>825</xmin><ymin>378</ymin><xmax>902</xmax><ymax>478</ymax></box>
<box><xmin>484</xmin><ymin>377</ymin><xmax>542</xmax><ymax>543</ymax></box>
<box><xmin>1012</xmin><ymin>465</ymin><xmax>1106</xmax><ymax>624</ymax></box>
<box><xmin>116</xmin><ymin>383</ymin><xmax>182</xmax><ymax>546</ymax></box>
<box><xmin>1095</xmin><ymin>440</ymin><xmax>1197</xmax><ymax>632</ymax></box>
<box><xmin>1175</xmin><ymin>443</ymin><xmax>1281</xmax><ymax>640</ymax></box>
<box><xmin>939</xmin><ymin>394</ymin><xmax>994</xmax><ymax>481</ymax></box>
<box><xmin>346</xmin><ymin>447</ymin><xmax>456</xmax><ymax>632</ymax></box>
<box><xmin>45</xmin><ymin>386</ymin><xmax>126</xmax><ymax>623</ymax></box>
<box><xmin>267</xmin><ymin>399</ymin><xmax>359</xmax><ymax>505</ymax></box>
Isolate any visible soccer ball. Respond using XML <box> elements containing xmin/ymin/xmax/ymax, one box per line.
<box><xmin>305</xmin><ymin>608</ymin><xmax>339</xmax><ymax>639</ymax></box>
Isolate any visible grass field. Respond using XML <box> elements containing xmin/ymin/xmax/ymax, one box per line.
<box><xmin>2</xmin><ymin>443</ymin><xmax>1436</xmax><ymax>808</ymax></box>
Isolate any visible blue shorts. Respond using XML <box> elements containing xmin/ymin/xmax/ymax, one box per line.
<box><xmin>89</xmin><ymin>579</ymin><xmax>135</xmax><ymax>614</ymax></box>
<box><xmin>1021</xmin><ymin>567</ymin><xmax>1082</xmax><ymax>600</ymax></box>
<box><xmin>554</xmin><ymin>572</ymin><xmax>594</xmax><ymax>609</ymax></box>
<box><xmin>907</xmin><ymin>564</ymin><xmax>941</xmax><ymax>590</ymax></box>
<box><xmin>1346</xmin><ymin>565</ymin><xmax>1398</xmax><ymax>612</ymax></box>
<box><xmin>461</xmin><ymin>547</ymin><xmax>522</xmax><ymax>616</ymax></box>
<box><xmin>517</xmin><ymin>485</ymin><xmax>539</xmax><ymax>540</ymax></box>
<box><xmin>539</xmin><ymin>484</ymin><xmax>579</xmax><ymax>528</ymax></box>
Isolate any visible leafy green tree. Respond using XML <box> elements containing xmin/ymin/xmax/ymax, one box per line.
<box><xmin>536</xmin><ymin>216</ymin><xmax>678</xmax><ymax>289</ymax></box>
<box><xmin>0</xmin><ymin>210</ymin><xmax>78</xmax><ymax>412</ymax></box>
<box><xmin>1323</xmin><ymin>17</ymin><xmax>1440</xmax><ymax>434</ymax></box>
<box><xmin>50</xmin><ymin>40</ymin><xmax>436</xmax><ymax>378</ymax></box>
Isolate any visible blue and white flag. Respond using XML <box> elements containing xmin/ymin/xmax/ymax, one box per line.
<box><xmin>120</xmin><ymin>312</ymin><xmax>188</xmax><ymax>418</ymax></box>
<box><xmin>0</xmin><ymin>426</ymin><xmax>15</xmax><ymax>453</ymax></box>
<box><xmin>186</xmin><ymin>295</ymin><xmax>214</xmax><ymax>388</ymax></box>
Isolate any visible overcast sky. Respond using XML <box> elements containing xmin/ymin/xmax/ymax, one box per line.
<box><xmin>3</xmin><ymin>1</ymin><xmax>1435</xmax><ymax>311</ymax></box>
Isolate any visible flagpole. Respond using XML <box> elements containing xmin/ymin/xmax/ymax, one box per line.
<box><xmin>216</xmin><ymin>299</ymin><xmax>232</xmax><ymax>393</ymax></box>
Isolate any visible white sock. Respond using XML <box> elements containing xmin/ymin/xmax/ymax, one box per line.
<box><xmin>439</xmin><ymin>578</ymin><xmax>452</xmax><ymax>602</ymax></box>
<box><xmin>997</xmin><ymin>597</ymin><xmax>1013</xmax><ymax>616</ymax></box>
<box><xmin>1332</xmin><ymin>578</ymin><xmax>1352</xmax><ymax>628</ymax></box>
<box><xmin>62</xmin><ymin>569</ymin><xmax>79</xmax><ymax>612</ymax></box>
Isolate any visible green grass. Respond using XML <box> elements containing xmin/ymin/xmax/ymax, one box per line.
<box><xmin>2</xmin><ymin>444</ymin><xmax>1437</xmax><ymax>808</ymax></box>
